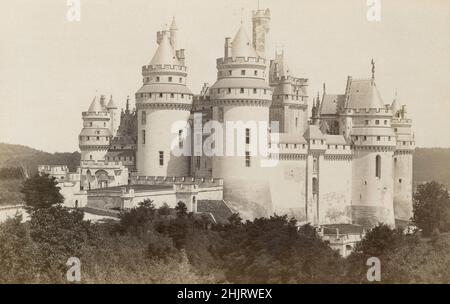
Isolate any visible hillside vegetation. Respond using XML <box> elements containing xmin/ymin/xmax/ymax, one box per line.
<box><xmin>0</xmin><ymin>143</ymin><xmax>80</xmax><ymax>173</ymax></box>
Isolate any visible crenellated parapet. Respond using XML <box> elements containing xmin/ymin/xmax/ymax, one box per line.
<box><xmin>131</xmin><ymin>175</ymin><xmax>224</xmax><ymax>188</ymax></box>
<box><xmin>217</xmin><ymin>56</ymin><xmax>268</xmax><ymax>66</ymax></box>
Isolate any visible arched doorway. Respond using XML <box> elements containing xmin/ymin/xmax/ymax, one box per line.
<box><xmin>95</xmin><ymin>170</ymin><xmax>109</xmax><ymax>189</ymax></box>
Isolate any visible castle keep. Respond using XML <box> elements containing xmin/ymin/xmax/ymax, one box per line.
<box><xmin>40</xmin><ymin>8</ymin><xmax>415</xmax><ymax>229</ymax></box>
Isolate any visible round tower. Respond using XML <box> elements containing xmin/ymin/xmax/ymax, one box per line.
<box><xmin>391</xmin><ymin>96</ymin><xmax>415</xmax><ymax>221</ymax></box>
<box><xmin>106</xmin><ymin>95</ymin><xmax>119</xmax><ymax>136</ymax></box>
<box><xmin>269</xmin><ymin>50</ymin><xmax>309</xmax><ymax>135</ymax></box>
<box><xmin>135</xmin><ymin>25</ymin><xmax>193</xmax><ymax>177</ymax></box>
<box><xmin>210</xmin><ymin>25</ymin><xmax>273</xmax><ymax>217</ymax></box>
<box><xmin>345</xmin><ymin>74</ymin><xmax>396</xmax><ymax>227</ymax></box>
<box><xmin>79</xmin><ymin>96</ymin><xmax>112</xmax><ymax>162</ymax></box>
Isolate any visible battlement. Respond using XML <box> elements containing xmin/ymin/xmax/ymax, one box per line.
<box><xmin>252</xmin><ymin>8</ymin><xmax>271</xmax><ymax>19</ymax></box>
<box><xmin>344</xmin><ymin>108</ymin><xmax>392</xmax><ymax>116</ymax></box>
<box><xmin>142</xmin><ymin>64</ymin><xmax>187</xmax><ymax>73</ymax></box>
<box><xmin>217</xmin><ymin>56</ymin><xmax>267</xmax><ymax>66</ymax></box>
<box><xmin>392</xmin><ymin>118</ymin><xmax>413</xmax><ymax>124</ymax></box>
<box><xmin>131</xmin><ymin>176</ymin><xmax>223</xmax><ymax>188</ymax></box>
<box><xmin>80</xmin><ymin>160</ymin><xmax>124</xmax><ymax>167</ymax></box>
<box><xmin>82</xmin><ymin>111</ymin><xmax>110</xmax><ymax>118</ymax></box>
<box><xmin>271</xmin><ymin>75</ymin><xmax>309</xmax><ymax>86</ymax></box>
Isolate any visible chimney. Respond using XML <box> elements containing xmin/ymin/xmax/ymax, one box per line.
<box><xmin>224</xmin><ymin>37</ymin><xmax>232</xmax><ymax>58</ymax></box>
<box><xmin>156</xmin><ymin>31</ymin><xmax>164</xmax><ymax>45</ymax></box>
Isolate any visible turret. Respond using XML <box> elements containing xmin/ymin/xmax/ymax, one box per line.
<box><xmin>344</xmin><ymin>61</ymin><xmax>396</xmax><ymax>227</ymax></box>
<box><xmin>252</xmin><ymin>8</ymin><xmax>270</xmax><ymax>58</ymax></box>
<box><xmin>391</xmin><ymin>93</ymin><xmax>415</xmax><ymax>220</ymax></box>
<box><xmin>135</xmin><ymin>19</ymin><xmax>193</xmax><ymax>177</ymax></box>
<box><xmin>170</xmin><ymin>16</ymin><xmax>178</xmax><ymax>51</ymax></box>
<box><xmin>79</xmin><ymin>96</ymin><xmax>112</xmax><ymax>163</ymax></box>
<box><xmin>269</xmin><ymin>50</ymin><xmax>309</xmax><ymax>135</ymax></box>
<box><xmin>210</xmin><ymin>23</ymin><xmax>273</xmax><ymax>217</ymax></box>
<box><xmin>106</xmin><ymin>95</ymin><xmax>119</xmax><ymax>136</ymax></box>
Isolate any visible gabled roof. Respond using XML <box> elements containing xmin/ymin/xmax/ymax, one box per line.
<box><xmin>345</xmin><ymin>78</ymin><xmax>385</xmax><ymax>109</ymax></box>
<box><xmin>320</xmin><ymin>94</ymin><xmax>346</xmax><ymax>115</ymax></box>
<box><xmin>197</xmin><ymin>200</ymin><xmax>234</xmax><ymax>224</ymax></box>
<box><xmin>303</xmin><ymin>125</ymin><xmax>325</xmax><ymax>140</ymax></box>
<box><xmin>149</xmin><ymin>32</ymin><xmax>179</xmax><ymax>66</ymax></box>
<box><xmin>324</xmin><ymin>135</ymin><xmax>347</xmax><ymax>145</ymax></box>
<box><xmin>322</xmin><ymin>224</ymin><xmax>365</xmax><ymax>235</ymax></box>
<box><xmin>279</xmin><ymin>133</ymin><xmax>307</xmax><ymax>144</ymax></box>
<box><xmin>231</xmin><ymin>26</ymin><xmax>258</xmax><ymax>58</ymax></box>
<box><xmin>87</xmin><ymin>96</ymin><xmax>103</xmax><ymax>112</ymax></box>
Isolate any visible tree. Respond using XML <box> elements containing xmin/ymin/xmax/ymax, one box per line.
<box><xmin>20</xmin><ymin>173</ymin><xmax>64</xmax><ymax>211</ymax></box>
<box><xmin>413</xmin><ymin>181</ymin><xmax>450</xmax><ymax>237</ymax></box>
<box><xmin>227</xmin><ymin>213</ymin><xmax>242</xmax><ymax>227</ymax></box>
<box><xmin>118</xmin><ymin>199</ymin><xmax>156</xmax><ymax>234</ymax></box>
<box><xmin>175</xmin><ymin>201</ymin><xmax>188</xmax><ymax>218</ymax></box>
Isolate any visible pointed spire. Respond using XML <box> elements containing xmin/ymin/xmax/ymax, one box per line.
<box><xmin>88</xmin><ymin>96</ymin><xmax>103</xmax><ymax>112</ymax></box>
<box><xmin>170</xmin><ymin>16</ymin><xmax>178</xmax><ymax>30</ymax></box>
<box><xmin>150</xmin><ymin>32</ymin><xmax>179</xmax><ymax>65</ymax></box>
<box><xmin>371</xmin><ymin>58</ymin><xmax>376</xmax><ymax>81</ymax></box>
<box><xmin>323</xmin><ymin>83</ymin><xmax>326</xmax><ymax>95</ymax></box>
<box><xmin>231</xmin><ymin>25</ymin><xmax>258</xmax><ymax>58</ymax></box>
<box><xmin>391</xmin><ymin>89</ymin><xmax>400</xmax><ymax>116</ymax></box>
<box><xmin>126</xmin><ymin>96</ymin><xmax>130</xmax><ymax>112</ymax></box>
<box><xmin>106</xmin><ymin>95</ymin><xmax>117</xmax><ymax>109</ymax></box>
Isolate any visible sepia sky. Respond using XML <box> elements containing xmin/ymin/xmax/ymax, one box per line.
<box><xmin>0</xmin><ymin>0</ymin><xmax>449</xmax><ymax>152</ymax></box>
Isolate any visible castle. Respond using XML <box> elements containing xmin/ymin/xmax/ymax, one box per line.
<box><xmin>40</xmin><ymin>8</ymin><xmax>414</xmax><ymax>229</ymax></box>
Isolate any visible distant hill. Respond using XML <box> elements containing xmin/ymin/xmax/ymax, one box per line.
<box><xmin>413</xmin><ymin>148</ymin><xmax>450</xmax><ymax>190</ymax></box>
<box><xmin>0</xmin><ymin>143</ymin><xmax>449</xmax><ymax>190</ymax></box>
<box><xmin>0</xmin><ymin>143</ymin><xmax>80</xmax><ymax>174</ymax></box>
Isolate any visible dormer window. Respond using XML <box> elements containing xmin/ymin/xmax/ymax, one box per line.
<box><xmin>241</xmin><ymin>70</ymin><xmax>246</xmax><ymax>75</ymax></box>
<box><xmin>254</xmin><ymin>70</ymin><xmax>258</xmax><ymax>76</ymax></box>
<box><xmin>240</xmin><ymin>88</ymin><xmax>244</xmax><ymax>93</ymax></box>
<box><xmin>156</xmin><ymin>76</ymin><xmax>160</xmax><ymax>82</ymax></box>
<box><xmin>168</xmin><ymin>77</ymin><xmax>172</xmax><ymax>82</ymax></box>
<box><xmin>253</xmin><ymin>88</ymin><xmax>257</xmax><ymax>94</ymax></box>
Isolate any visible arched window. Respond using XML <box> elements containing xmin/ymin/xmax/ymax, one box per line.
<box><xmin>313</xmin><ymin>158</ymin><xmax>318</xmax><ymax>173</ymax></box>
<box><xmin>312</xmin><ymin>177</ymin><xmax>318</xmax><ymax>194</ymax></box>
<box><xmin>375</xmin><ymin>155</ymin><xmax>381</xmax><ymax>178</ymax></box>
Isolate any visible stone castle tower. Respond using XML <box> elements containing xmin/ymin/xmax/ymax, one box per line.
<box><xmin>342</xmin><ymin>76</ymin><xmax>397</xmax><ymax>227</ymax></box>
<box><xmin>391</xmin><ymin>94</ymin><xmax>415</xmax><ymax>220</ymax></box>
<box><xmin>71</xmin><ymin>7</ymin><xmax>415</xmax><ymax>229</ymax></box>
<box><xmin>135</xmin><ymin>17</ymin><xmax>193</xmax><ymax>177</ymax></box>
<box><xmin>79</xmin><ymin>95</ymin><xmax>112</xmax><ymax>162</ymax></box>
<box><xmin>209</xmin><ymin>23</ymin><xmax>273</xmax><ymax>215</ymax></box>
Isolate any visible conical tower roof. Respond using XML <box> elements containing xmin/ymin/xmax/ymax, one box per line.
<box><xmin>150</xmin><ymin>32</ymin><xmax>179</xmax><ymax>66</ymax></box>
<box><xmin>391</xmin><ymin>92</ymin><xmax>400</xmax><ymax>115</ymax></box>
<box><xmin>345</xmin><ymin>79</ymin><xmax>385</xmax><ymax>109</ymax></box>
<box><xmin>106</xmin><ymin>95</ymin><xmax>117</xmax><ymax>109</ymax></box>
<box><xmin>170</xmin><ymin>17</ymin><xmax>178</xmax><ymax>30</ymax></box>
<box><xmin>88</xmin><ymin>96</ymin><xmax>103</xmax><ymax>112</ymax></box>
<box><xmin>231</xmin><ymin>25</ymin><xmax>258</xmax><ymax>58</ymax></box>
